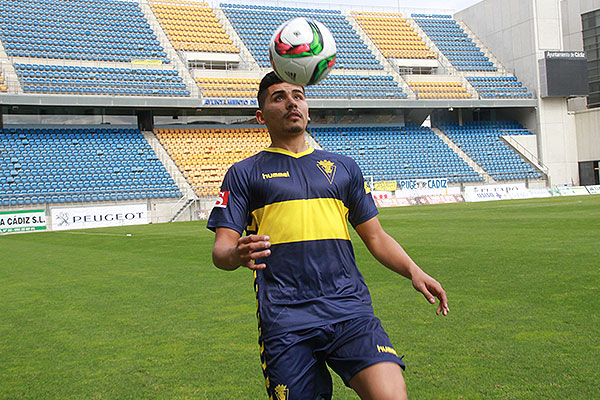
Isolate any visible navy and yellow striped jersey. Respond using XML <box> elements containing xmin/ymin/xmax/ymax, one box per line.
<box><xmin>207</xmin><ymin>146</ymin><xmax>379</xmax><ymax>338</ymax></box>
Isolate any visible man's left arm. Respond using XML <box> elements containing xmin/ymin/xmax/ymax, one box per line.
<box><xmin>354</xmin><ymin>216</ymin><xmax>450</xmax><ymax>316</ymax></box>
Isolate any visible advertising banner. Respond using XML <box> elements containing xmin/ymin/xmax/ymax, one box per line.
<box><xmin>374</xmin><ymin>197</ymin><xmax>411</xmax><ymax>208</ymax></box>
<box><xmin>463</xmin><ymin>183</ymin><xmax>530</xmax><ymax>202</ymax></box>
<box><xmin>373</xmin><ymin>180</ymin><xmax>398</xmax><ymax>192</ymax></box>
<box><xmin>549</xmin><ymin>186</ymin><xmax>589</xmax><ymax>196</ymax></box>
<box><xmin>371</xmin><ymin>191</ymin><xmax>394</xmax><ymax>200</ymax></box>
<box><xmin>0</xmin><ymin>209</ymin><xmax>47</xmax><ymax>234</ymax></box>
<box><xmin>51</xmin><ymin>204</ymin><xmax>148</xmax><ymax>231</ymax></box>
<box><xmin>528</xmin><ymin>188</ymin><xmax>551</xmax><ymax>198</ymax></box>
<box><xmin>586</xmin><ymin>185</ymin><xmax>600</xmax><ymax>195</ymax></box>
<box><xmin>422</xmin><ymin>194</ymin><xmax>465</xmax><ymax>205</ymax></box>
<box><xmin>397</xmin><ymin>178</ymin><xmax>449</xmax><ymax>196</ymax></box>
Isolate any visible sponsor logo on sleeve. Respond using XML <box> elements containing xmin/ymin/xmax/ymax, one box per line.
<box><xmin>215</xmin><ymin>191</ymin><xmax>229</xmax><ymax>208</ymax></box>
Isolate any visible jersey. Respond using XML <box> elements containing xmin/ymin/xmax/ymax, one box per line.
<box><xmin>207</xmin><ymin>146</ymin><xmax>379</xmax><ymax>339</ymax></box>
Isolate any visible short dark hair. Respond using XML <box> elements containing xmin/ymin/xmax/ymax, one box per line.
<box><xmin>257</xmin><ymin>71</ymin><xmax>305</xmax><ymax>110</ymax></box>
<box><xmin>257</xmin><ymin>71</ymin><xmax>284</xmax><ymax>110</ymax></box>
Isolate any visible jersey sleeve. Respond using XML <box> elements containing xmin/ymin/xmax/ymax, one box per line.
<box><xmin>345</xmin><ymin>157</ymin><xmax>379</xmax><ymax>228</ymax></box>
<box><xmin>206</xmin><ymin>164</ymin><xmax>250</xmax><ymax>234</ymax></box>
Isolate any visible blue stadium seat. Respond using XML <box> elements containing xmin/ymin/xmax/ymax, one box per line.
<box><xmin>438</xmin><ymin>121</ymin><xmax>542</xmax><ymax>181</ymax></box>
<box><xmin>310</xmin><ymin>125</ymin><xmax>481</xmax><ymax>183</ymax></box>
<box><xmin>0</xmin><ymin>127</ymin><xmax>181</xmax><ymax>204</ymax></box>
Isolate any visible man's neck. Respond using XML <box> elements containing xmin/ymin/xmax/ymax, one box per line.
<box><xmin>269</xmin><ymin>134</ymin><xmax>309</xmax><ymax>154</ymax></box>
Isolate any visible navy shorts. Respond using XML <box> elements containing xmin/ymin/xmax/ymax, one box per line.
<box><xmin>260</xmin><ymin>315</ymin><xmax>405</xmax><ymax>400</ymax></box>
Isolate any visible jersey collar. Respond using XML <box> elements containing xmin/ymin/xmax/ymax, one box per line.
<box><xmin>264</xmin><ymin>146</ymin><xmax>314</xmax><ymax>158</ymax></box>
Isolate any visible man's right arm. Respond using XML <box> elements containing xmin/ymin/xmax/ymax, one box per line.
<box><xmin>212</xmin><ymin>227</ymin><xmax>271</xmax><ymax>271</ymax></box>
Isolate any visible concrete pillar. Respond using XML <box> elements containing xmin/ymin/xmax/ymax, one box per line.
<box><xmin>136</xmin><ymin>110</ymin><xmax>154</xmax><ymax>131</ymax></box>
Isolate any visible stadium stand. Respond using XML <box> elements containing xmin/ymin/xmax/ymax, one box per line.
<box><xmin>195</xmin><ymin>74</ymin><xmax>406</xmax><ymax>100</ymax></box>
<box><xmin>0</xmin><ymin>1</ymin><xmax>548</xmax><ymax>215</ymax></box>
<box><xmin>154</xmin><ymin>127</ymin><xmax>271</xmax><ymax>196</ymax></box>
<box><xmin>407</xmin><ymin>81</ymin><xmax>471</xmax><ymax>99</ymax></box>
<box><xmin>220</xmin><ymin>3</ymin><xmax>383</xmax><ymax>70</ymax></box>
<box><xmin>466</xmin><ymin>76</ymin><xmax>533</xmax><ymax>99</ymax></box>
<box><xmin>195</xmin><ymin>76</ymin><xmax>259</xmax><ymax>98</ymax></box>
<box><xmin>305</xmin><ymin>74</ymin><xmax>407</xmax><ymax>99</ymax></box>
<box><xmin>0</xmin><ymin>0</ymin><xmax>169</xmax><ymax>63</ymax></box>
<box><xmin>14</xmin><ymin>63</ymin><xmax>190</xmax><ymax>97</ymax></box>
<box><xmin>0</xmin><ymin>127</ymin><xmax>181</xmax><ymax>206</ymax></box>
<box><xmin>438</xmin><ymin>121</ymin><xmax>542</xmax><ymax>181</ymax></box>
<box><xmin>351</xmin><ymin>11</ymin><xmax>436</xmax><ymax>59</ymax></box>
<box><xmin>310</xmin><ymin>125</ymin><xmax>482</xmax><ymax>183</ymax></box>
<box><xmin>412</xmin><ymin>14</ymin><xmax>497</xmax><ymax>72</ymax></box>
<box><xmin>149</xmin><ymin>0</ymin><xmax>239</xmax><ymax>53</ymax></box>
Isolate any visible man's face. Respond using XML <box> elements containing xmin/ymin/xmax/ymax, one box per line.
<box><xmin>256</xmin><ymin>81</ymin><xmax>309</xmax><ymax>137</ymax></box>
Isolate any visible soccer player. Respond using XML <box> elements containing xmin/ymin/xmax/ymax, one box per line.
<box><xmin>207</xmin><ymin>71</ymin><xmax>449</xmax><ymax>400</ymax></box>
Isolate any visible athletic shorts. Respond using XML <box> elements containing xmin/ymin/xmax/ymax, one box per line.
<box><xmin>260</xmin><ymin>315</ymin><xmax>405</xmax><ymax>400</ymax></box>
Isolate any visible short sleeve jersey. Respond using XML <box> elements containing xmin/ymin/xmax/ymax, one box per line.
<box><xmin>207</xmin><ymin>146</ymin><xmax>379</xmax><ymax>339</ymax></box>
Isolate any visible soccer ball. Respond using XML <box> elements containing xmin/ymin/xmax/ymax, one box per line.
<box><xmin>269</xmin><ymin>17</ymin><xmax>337</xmax><ymax>87</ymax></box>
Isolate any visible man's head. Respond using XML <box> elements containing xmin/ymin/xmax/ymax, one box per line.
<box><xmin>257</xmin><ymin>71</ymin><xmax>285</xmax><ymax>111</ymax></box>
<box><xmin>256</xmin><ymin>71</ymin><xmax>309</xmax><ymax>138</ymax></box>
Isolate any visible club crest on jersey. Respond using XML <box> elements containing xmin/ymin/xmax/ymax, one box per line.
<box><xmin>214</xmin><ymin>191</ymin><xmax>229</xmax><ymax>208</ymax></box>
<box><xmin>317</xmin><ymin>160</ymin><xmax>336</xmax><ymax>184</ymax></box>
<box><xmin>274</xmin><ymin>384</ymin><xmax>289</xmax><ymax>400</ymax></box>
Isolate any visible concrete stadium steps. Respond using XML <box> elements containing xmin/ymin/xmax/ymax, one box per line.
<box><xmin>346</xmin><ymin>13</ymin><xmax>415</xmax><ymax>98</ymax></box>
<box><xmin>0</xmin><ymin>44</ymin><xmax>19</xmax><ymax>93</ymax></box>
<box><xmin>431</xmin><ymin>127</ymin><xmax>493</xmax><ymax>183</ymax></box>
<box><xmin>142</xmin><ymin>130</ymin><xmax>197</xmax><ymax>200</ymax></box>
<box><xmin>139</xmin><ymin>1</ymin><xmax>199</xmax><ymax>97</ymax></box>
<box><xmin>213</xmin><ymin>7</ymin><xmax>260</xmax><ymax>70</ymax></box>
<box><xmin>457</xmin><ymin>21</ymin><xmax>507</xmax><ymax>75</ymax></box>
<box><xmin>500</xmin><ymin>135</ymin><xmax>548</xmax><ymax>179</ymax></box>
<box><xmin>437</xmin><ymin>122</ymin><xmax>544</xmax><ymax>182</ymax></box>
<box><xmin>407</xmin><ymin>17</ymin><xmax>455</xmax><ymax>74</ymax></box>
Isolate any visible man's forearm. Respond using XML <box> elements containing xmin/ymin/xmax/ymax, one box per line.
<box><xmin>212</xmin><ymin>244</ymin><xmax>241</xmax><ymax>271</ymax></box>
<box><xmin>368</xmin><ymin>232</ymin><xmax>422</xmax><ymax>279</ymax></box>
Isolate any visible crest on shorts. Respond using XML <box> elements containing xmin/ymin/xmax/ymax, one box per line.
<box><xmin>317</xmin><ymin>160</ymin><xmax>336</xmax><ymax>184</ymax></box>
<box><xmin>274</xmin><ymin>384</ymin><xmax>289</xmax><ymax>400</ymax></box>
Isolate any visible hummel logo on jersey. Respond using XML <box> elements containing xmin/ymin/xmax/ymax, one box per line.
<box><xmin>317</xmin><ymin>160</ymin><xmax>336</xmax><ymax>184</ymax></box>
<box><xmin>262</xmin><ymin>171</ymin><xmax>290</xmax><ymax>180</ymax></box>
<box><xmin>214</xmin><ymin>191</ymin><xmax>229</xmax><ymax>208</ymax></box>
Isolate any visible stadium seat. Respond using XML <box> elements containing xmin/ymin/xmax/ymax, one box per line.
<box><xmin>310</xmin><ymin>125</ymin><xmax>482</xmax><ymax>183</ymax></box>
<box><xmin>412</xmin><ymin>14</ymin><xmax>498</xmax><ymax>72</ymax></box>
<box><xmin>221</xmin><ymin>3</ymin><xmax>382</xmax><ymax>70</ymax></box>
<box><xmin>13</xmin><ymin>63</ymin><xmax>190</xmax><ymax>97</ymax></box>
<box><xmin>351</xmin><ymin>11</ymin><xmax>436</xmax><ymax>60</ymax></box>
<box><xmin>0</xmin><ymin>0</ymin><xmax>170</xmax><ymax>64</ymax></box>
<box><xmin>155</xmin><ymin>127</ymin><xmax>271</xmax><ymax>196</ymax></box>
<box><xmin>0</xmin><ymin>127</ymin><xmax>181</xmax><ymax>205</ymax></box>
<box><xmin>438</xmin><ymin>121</ymin><xmax>542</xmax><ymax>181</ymax></box>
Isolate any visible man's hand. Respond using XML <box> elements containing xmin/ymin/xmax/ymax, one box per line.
<box><xmin>411</xmin><ymin>270</ymin><xmax>449</xmax><ymax>316</ymax></box>
<box><xmin>235</xmin><ymin>234</ymin><xmax>271</xmax><ymax>270</ymax></box>
<box><xmin>213</xmin><ymin>228</ymin><xmax>272</xmax><ymax>271</ymax></box>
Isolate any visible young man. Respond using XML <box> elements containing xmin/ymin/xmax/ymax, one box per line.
<box><xmin>207</xmin><ymin>71</ymin><xmax>449</xmax><ymax>400</ymax></box>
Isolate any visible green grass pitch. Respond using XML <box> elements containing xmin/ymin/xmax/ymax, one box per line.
<box><xmin>1</xmin><ymin>195</ymin><xmax>599</xmax><ymax>399</ymax></box>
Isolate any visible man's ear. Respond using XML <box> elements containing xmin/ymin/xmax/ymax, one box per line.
<box><xmin>256</xmin><ymin>109</ymin><xmax>265</xmax><ymax>124</ymax></box>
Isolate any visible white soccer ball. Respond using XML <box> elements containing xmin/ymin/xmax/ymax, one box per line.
<box><xmin>269</xmin><ymin>17</ymin><xmax>337</xmax><ymax>87</ymax></box>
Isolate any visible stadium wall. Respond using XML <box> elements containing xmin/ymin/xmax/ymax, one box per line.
<box><xmin>457</xmin><ymin>0</ymin><xmax>585</xmax><ymax>185</ymax></box>
<box><xmin>561</xmin><ymin>0</ymin><xmax>600</xmax><ymax>51</ymax></box>
<box><xmin>575</xmin><ymin>108</ymin><xmax>600</xmax><ymax>161</ymax></box>
<box><xmin>555</xmin><ymin>0</ymin><xmax>600</xmax><ymax>169</ymax></box>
